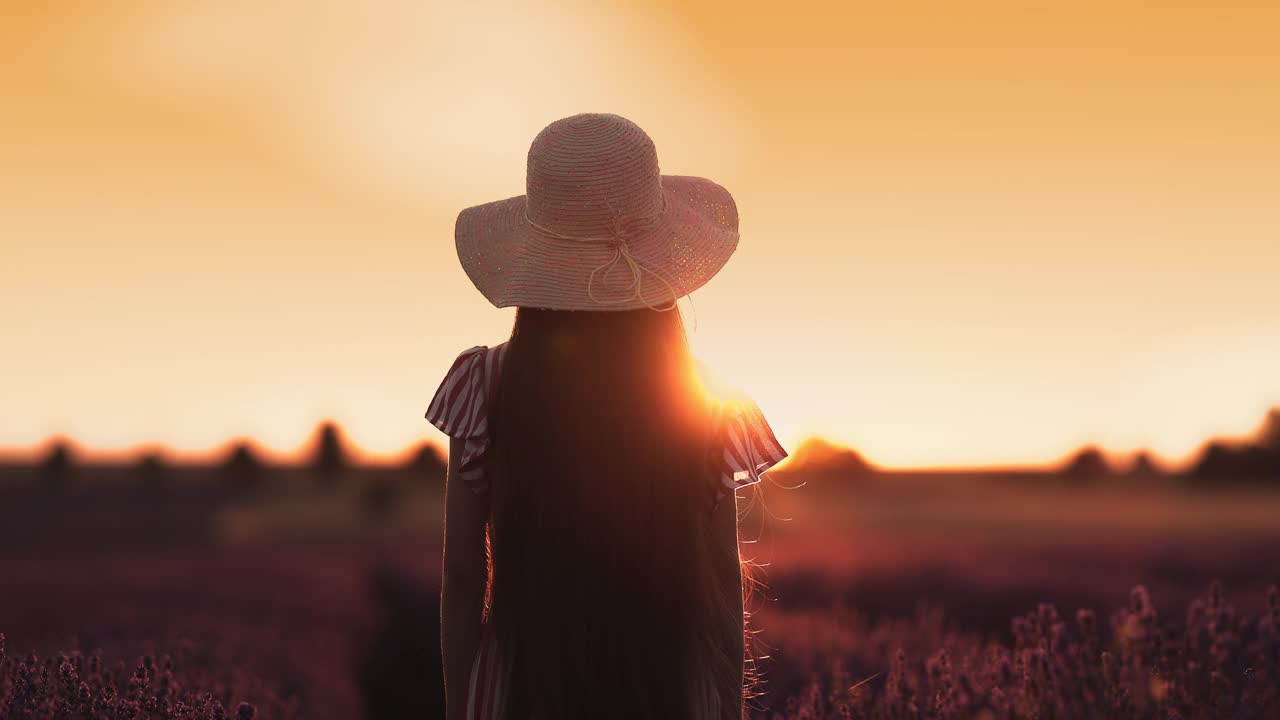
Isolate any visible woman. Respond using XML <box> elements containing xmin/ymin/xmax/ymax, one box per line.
<box><xmin>427</xmin><ymin>113</ymin><xmax>787</xmax><ymax>719</ymax></box>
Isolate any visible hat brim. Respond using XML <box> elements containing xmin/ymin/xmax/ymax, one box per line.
<box><xmin>454</xmin><ymin>175</ymin><xmax>739</xmax><ymax>311</ymax></box>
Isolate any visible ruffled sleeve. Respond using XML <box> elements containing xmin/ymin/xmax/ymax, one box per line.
<box><xmin>425</xmin><ymin>344</ymin><xmax>508</xmax><ymax>494</ymax></box>
<box><xmin>710</xmin><ymin>397</ymin><xmax>788</xmax><ymax>510</ymax></box>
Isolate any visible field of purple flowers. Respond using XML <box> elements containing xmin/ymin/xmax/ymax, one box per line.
<box><xmin>0</xmin><ymin>543</ymin><xmax>432</xmax><ymax>720</ymax></box>
<box><xmin>2</xmin><ymin>471</ymin><xmax>1279</xmax><ymax>719</ymax></box>
<box><xmin>1</xmin><ymin>634</ymin><xmax>265</xmax><ymax>720</ymax></box>
<box><xmin>4</xmin><ymin>574</ymin><xmax>1278</xmax><ymax>719</ymax></box>
<box><xmin>4</xmin><ymin>535</ymin><xmax>1279</xmax><ymax>719</ymax></box>
<box><xmin>750</xmin><ymin>583</ymin><xmax>1279</xmax><ymax>719</ymax></box>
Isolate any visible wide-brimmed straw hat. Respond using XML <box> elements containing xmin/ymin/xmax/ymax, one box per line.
<box><xmin>454</xmin><ymin>113</ymin><xmax>740</xmax><ymax>311</ymax></box>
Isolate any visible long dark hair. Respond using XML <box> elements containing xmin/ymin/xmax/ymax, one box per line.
<box><xmin>485</xmin><ymin>306</ymin><xmax>748</xmax><ymax>719</ymax></box>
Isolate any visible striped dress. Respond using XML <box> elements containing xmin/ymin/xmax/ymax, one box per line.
<box><xmin>426</xmin><ymin>342</ymin><xmax>788</xmax><ymax>718</ymax></box>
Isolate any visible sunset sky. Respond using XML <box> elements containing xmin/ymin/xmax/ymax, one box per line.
<box><xmin>3</xmin><ymin>1</ymin><xmax>1278</xmax><ymax>468</ymax></box>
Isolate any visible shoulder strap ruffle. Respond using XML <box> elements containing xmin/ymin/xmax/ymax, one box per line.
<box><xmin>425</xmin><ymin>344</ymin><xmax>508</xmax><ymax>494</ymax></box>
<box><xmin>711</xmin><ymin>398</ymin><xmax>788</xmax><ymax>510</ymax></box>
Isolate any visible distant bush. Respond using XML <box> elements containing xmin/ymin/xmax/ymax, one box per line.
<box><xmin>1126</xmin><ymin>451</ymin><xmax>1166</xmax><ymax>479</ymax></box>
<box><xmin>1059</xmin><ymin>445</ymin><xmax>1113</xmax><ymax>482</ymax></box>
<box><xmin>0</xmin><ymin>633</ymin><xmax>267</xmax><ymax>720</ymax></box>
<box><xmin>783</xmin><ymin>437</ymin><xmax>877</xmax><ymax>481</ymax></box>
<box><xmin>136</xmin><ymin>451</ymin><xmax>169</xmax><ymax>488</ymax></box>
<box><xmin>36</xmin><ymin>440</ymin><xmax>75</xmax><ymax>491</ymax></box>
<box><xmin>1190</xmin><ymin>408</ymin><xmax>1280</xmax><ymax>485</ymax></box>
<box><xmin>403</xmin><ymin>443</ymin><xmax>447</xmax><ymax>485</ymax></box>
<box><xmin>1192</xmin><ymin>441</ymin><xmax>1280</xmax><ymax>485</ymax></box>
<box><xmin>310</xmin><ymin>422</ymin><xmax>348</xmax><ymax>487</ymax></box>
<box><xmin>220</xmin><ymin>442</ymin><xmax>265</xmax><ymax>494</ymax></box>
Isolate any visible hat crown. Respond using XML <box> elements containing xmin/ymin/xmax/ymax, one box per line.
<box><xmin>525</xmin><ymin>113</ymin><xmax>664</xmax><ymax>238</ymax></box>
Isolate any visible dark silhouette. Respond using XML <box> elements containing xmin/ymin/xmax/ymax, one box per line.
<box><xmin>1059</xmin><ymin>445</ymin><xmax>1112</xmax><ymax>481</ymax></box>
<box><xmin>1192</xmin><ymin>442</ymin><xmax>1280</xmax><ymax>483</ymax></box>
<box><xmin>1125</xmin><ymin>450</ymin><xmax>1165</xmax><ymax>479</ymax></box>
<box><xmin>783</xmin><ymin>436</ymin><xmax>876</xmax><ymax>479</ymax></box>
<box><xmin>37</xmin><ymin>438</ymin><xmax>75</xmax><ymax>492</ymax></box>
<box><xmin>403</xmin><ymin>442</ymin><xmax>447</xmax><ymax>484</ymax></box>
<box><xmin>136</xmin><ymin>450</ymin><xmax>169</xmax><ymax>488</ymax></box>
<box><xmin>1192</xmin><ymin>441</ymin><xmax>1234</xmax><ymax>478</ymax></box>
<box><xmin>311</xmin><ymin>421</ymin><xmax>349</xmax><ymax>486</ymax></box>
<box><xmin>221</xmin><ymin>441</ymin><xmax>266</xmax><ymax>493</ymax></box>
<box><xmin>1190</xmin><ymin>407</ymin><xmax>1280</xmax><ymax>484</ymax></box>
<box><xmin>358</xmin><ymin>568</ymin><xmax>445</xmax><ymax>720</ymax></box>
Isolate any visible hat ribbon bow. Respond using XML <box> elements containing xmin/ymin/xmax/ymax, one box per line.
<box><xmin>524</xmin><ymin>198</ymin><xmax>680</xmax><ymax>312</ymax></box>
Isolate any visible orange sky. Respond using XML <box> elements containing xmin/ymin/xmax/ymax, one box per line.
<box><xmin>2</xmin><ymin>0</ymin><xmax>1278</xmax><ymax>468</ymax></box>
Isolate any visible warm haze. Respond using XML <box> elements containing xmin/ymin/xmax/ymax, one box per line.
<box><xmin>2</xmin><ymin>1</ymin><xmax>1278</xmax><ymax>468</ymax></box>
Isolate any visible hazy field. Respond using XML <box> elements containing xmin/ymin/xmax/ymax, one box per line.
<box><xmin>2</xmin><ymin>466</ymin><xmax>1278</xmax><ymax>718</ymax></box>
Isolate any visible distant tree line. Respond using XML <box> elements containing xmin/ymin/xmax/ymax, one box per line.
<box><xmin>26</xmin><ymin>422</ymin><xmax>449</xmax><ymax>494</ymax></box>
<box><xmin>1053</xmin><ymin>408</ymin><xmax>1280</xmax><ymax>486</ymax></box>
<box><xmin>1190</xmin><ymin>409</ymin><xmax>1280</xmax><ymax>484</ymax></box>
<box><xmin>22</xmin><ymin>409</ymin><xmax>1277</xmax><ymax>493</ymax></box>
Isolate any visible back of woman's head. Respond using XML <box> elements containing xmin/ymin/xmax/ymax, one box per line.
<box><xmin>486</xmin><ymin>307</ymin><xmax>741</xmax><ymax>719</ymax></box>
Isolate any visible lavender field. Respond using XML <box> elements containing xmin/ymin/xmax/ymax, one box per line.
<box><xmin>2</xmin><ymin>462</ymin><xmax>1279</xmax><ymax>719</ymax></box>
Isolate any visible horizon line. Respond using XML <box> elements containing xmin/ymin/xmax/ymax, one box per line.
<box><xmin>4</xmin><ymin>417</ymin><xmax>1274</xmax><ymax>473</ymax></box>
